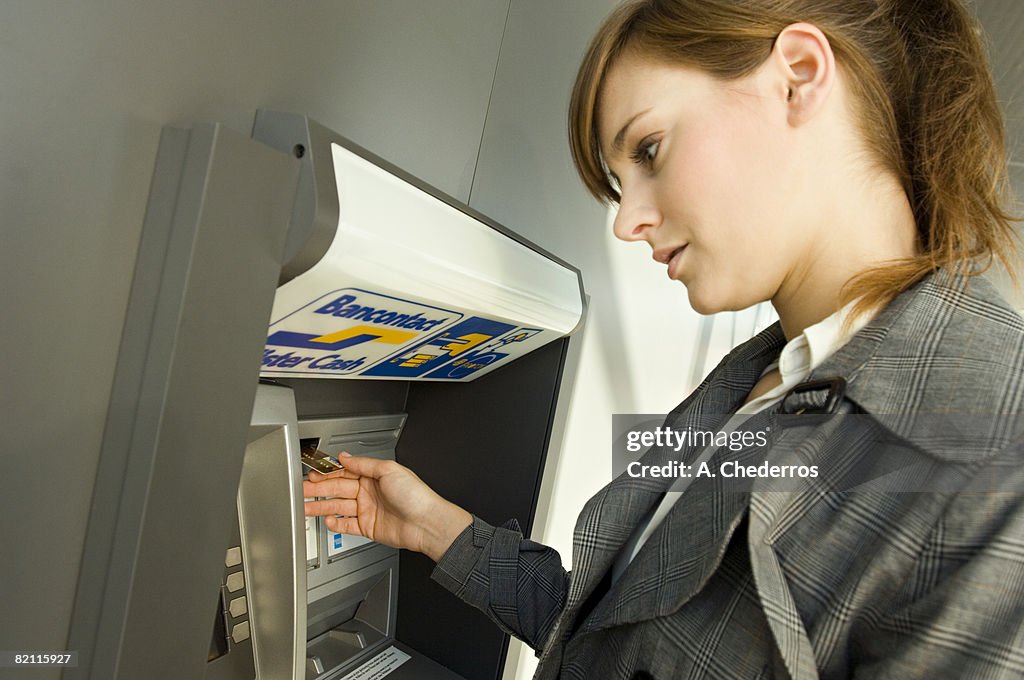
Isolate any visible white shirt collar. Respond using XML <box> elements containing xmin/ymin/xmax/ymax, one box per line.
<box><xmin>740</xmin><ymin>300</ymin><xmax>875</xmax><ymax>414</ymax></box>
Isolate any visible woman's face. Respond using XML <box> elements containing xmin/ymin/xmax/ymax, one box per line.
<box><xmin>598</xmin><ymin>52</ymin><xmax>818</xmax><ymax>314</ymax></box>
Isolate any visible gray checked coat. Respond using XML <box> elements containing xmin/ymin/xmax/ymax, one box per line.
<box><xmin>432</xmin><ymin>271</ymin><xmax>1024</xmax><ymax>679</ymax></box>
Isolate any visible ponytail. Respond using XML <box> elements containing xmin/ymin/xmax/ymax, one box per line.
<box><xmin>843</xmin><ymin>0</ymin><xmax>1020</xmax><ymax>315</ymax></box>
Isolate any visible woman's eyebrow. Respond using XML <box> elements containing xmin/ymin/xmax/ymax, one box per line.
<box><xmin>611</xmin><ymin>109</ymin><xmax>652</xmax><ymax>154</ymax></box>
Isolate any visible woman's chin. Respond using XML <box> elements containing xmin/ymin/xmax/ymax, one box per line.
<box><xmin>686</xmin><ymin>287</ymin><xmax>725</xmax><ymax>316</ymax></box>
<box><xmin>686</xmin><ymin>287</ymin><xmax>752</xmax><ymax>316</ymax></box>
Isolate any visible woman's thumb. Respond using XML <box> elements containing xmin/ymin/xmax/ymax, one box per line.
<box><xmin>334</xmin><ymin>452</ymin><xmax>389</xmax><ymax>479</ymax></box>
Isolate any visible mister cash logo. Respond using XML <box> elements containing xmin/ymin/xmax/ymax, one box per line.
<box><xmin>262</xmin><ymin>288</ymin><xmax>463</xmax><ymax>375</ymax></box>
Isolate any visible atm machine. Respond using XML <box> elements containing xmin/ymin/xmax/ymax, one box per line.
<box><xmin>68</xmin><ymin>111</ymin><xmax>584</xmax><ymax>680</ymax></box>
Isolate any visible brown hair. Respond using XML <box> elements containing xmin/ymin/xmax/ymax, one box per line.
<box><xmin>569</xmin><ymin>0</ymin><xmax>1019</xmax><ymax>313</ymax></box>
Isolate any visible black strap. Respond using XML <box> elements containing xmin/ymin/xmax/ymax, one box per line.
<box><xmin>779</xmin><ymin>377</ymin><xmax>847</xmax><ymax>419</ymax></box>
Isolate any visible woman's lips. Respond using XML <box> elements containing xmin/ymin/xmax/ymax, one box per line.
<box><xmin>667</xmin><ymin>245</ymin><xmax>687</xmax><ymax>279</ymax></box>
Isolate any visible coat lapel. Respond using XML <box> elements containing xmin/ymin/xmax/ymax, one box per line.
<box><xmin>738</xmin><ymin>275</ymin><xmax>930</xmax><ymax>680</ymax></box>
<box><xmin>556</xmin><ymin>324</ymin><xmax>786</xmax><ymax>639</ymax></box>
<box><xmin>580</xmin><ymin>407</ymin><xmax>778</xmax><ymax>634</ymax></box>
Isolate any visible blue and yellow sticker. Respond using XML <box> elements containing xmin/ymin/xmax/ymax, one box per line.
<box><xmin>264</xmin><ymin>288</ymin><xmax>462</xmax><ymax>375</ymax></box>
<box><xmin>363</xmin><ymin>317</ymin><xmax>513</xmax><ymax>378</ymax></box>
<box><xmin>262</xmin><ymin>287</ymin><xmax>544</xmax><ymax>380</ymax></box>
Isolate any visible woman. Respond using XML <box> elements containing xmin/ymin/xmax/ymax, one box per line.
<box><xmin>304</xmin><ymin>1</ymin><xmax>1024</xmax><ymax>677</ymax></box>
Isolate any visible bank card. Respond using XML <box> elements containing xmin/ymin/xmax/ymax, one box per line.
<box><xmin>300</xmin><ymin>445</ymin><xmax>344</xmax><ymax>474</ymax></box>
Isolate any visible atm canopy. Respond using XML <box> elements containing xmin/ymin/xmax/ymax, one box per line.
<box><xmin>253</xmin><ymin>111</ymin><xmax>585</xmax><ymax>382</ymax></box>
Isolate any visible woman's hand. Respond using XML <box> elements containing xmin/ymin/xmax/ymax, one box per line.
<box><xmin>303</xmin><ymin>453</ymin><xmax>472</xmax><ymax>562</ymax></box>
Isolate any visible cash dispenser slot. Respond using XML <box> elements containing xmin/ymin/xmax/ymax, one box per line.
<box><xmin>304</xmin><ymin>560</ymin><xmax>395</xmax><ymax>678</ymax></box>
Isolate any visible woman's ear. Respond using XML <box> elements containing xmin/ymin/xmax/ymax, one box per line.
<box><xmin>771</xmin><ymin>22</ymin><xmax>836</xmax><ymax>126</ymax></box>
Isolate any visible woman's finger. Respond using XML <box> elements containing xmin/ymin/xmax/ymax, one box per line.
<box><xmin>304</xmin><ymin>498</ymin><xmax>358</xmax><ymax>517</ymax></box>
<box><xmin>307</xmin><ymin>468</ymin><xmax>359</xmax><ymax>482</ymax></box>
<box><xmin>327</xmin><ymin>454</ymin><xmax>394</xmax><ymax>479</ymax></box>
<box><xmin>325</xmin><ymin>516</ymin><xmax>365</xmax><ymax>537</ymax></box>
<box><xmin>302</xmin><ymin>476</ymin><xmax>360</xmax><ymax>500</ymax></box>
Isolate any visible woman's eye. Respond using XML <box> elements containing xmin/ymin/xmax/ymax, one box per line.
<box><xmin>630</xmin><ymin>139</ymin><xmax>660</xmax><ymax>168</ymax></box>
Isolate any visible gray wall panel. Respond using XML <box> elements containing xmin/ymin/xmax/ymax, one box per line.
<box><xmin>965</xmin><ymin>0</ymin><xmax>1024</xmax><ymax>307</ymax></box>
<box><xmin>0</xmin><ymin>0</ymin><xmax>508</xmax><ymax>662</ymax></box>
<box><xmin>468</xmin><ymin>0</ymin><xmax>617</xmax><ymax>254</ymax></box>
<box><xmin>467</xmin><ymin>0</ymin><xmax>631</xmax><ymax>403</ymax></box>
<box><xmin>972</xmin><ymin>0</ymin><xmax>1024</xmax><ymax>169</ymax></box>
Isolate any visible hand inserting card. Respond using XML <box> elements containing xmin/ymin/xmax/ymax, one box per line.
<box><xmin>300</xmin><ymin>444</ymin><xmax>344</xmax><ymax>475</ymax></box>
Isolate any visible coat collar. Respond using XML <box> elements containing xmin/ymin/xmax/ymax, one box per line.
<box><xmin>806</xmin><ymin>270</ymin><xmax>1024</xmax><ymax>458</ymax></box>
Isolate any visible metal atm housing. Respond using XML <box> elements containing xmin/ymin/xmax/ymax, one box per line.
<box><xmin>67</xmin><ymin>110</ymin><xmax>584</xmax><ymax>680</ymax></box>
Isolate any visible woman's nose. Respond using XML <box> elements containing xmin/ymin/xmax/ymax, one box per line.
<box><xmin>612</xmin><ymin>192</ymin><xmax>662</xmax><ymax>242</ymax></box>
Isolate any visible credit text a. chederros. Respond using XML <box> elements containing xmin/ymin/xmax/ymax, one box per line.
<box><xmin>627</xmin><ymin>460</ymin><xmax>819</xmax><ymax>479</ymax></box>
